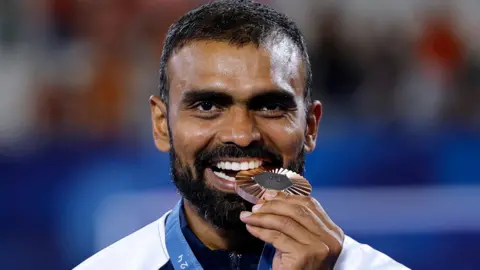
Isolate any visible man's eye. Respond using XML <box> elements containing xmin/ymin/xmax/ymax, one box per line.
<box><xmin>256</xmin><ymin>103</ymin><xmax>289</xmax><ymax>118</ymax></box>
<box><xmin>261</xmin><ymin>104</ymin><xmax>282</xmax><ymax>111</ymax></box>
<box><xmin>197</xmin><ymin>102</ymin><xmax>216</xmax><ymax>111</ymax></box>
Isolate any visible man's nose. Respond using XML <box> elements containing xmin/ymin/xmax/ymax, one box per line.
<box><xmin>218</xmin><ymin>108</ymin><xmax>261</xmax><ymax>147</ymax></box>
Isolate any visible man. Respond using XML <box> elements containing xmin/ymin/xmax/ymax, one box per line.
<box><xmin>75</xmin><ymin>1</ymin><xmax>409</xmax><ymax>269</ymax></box>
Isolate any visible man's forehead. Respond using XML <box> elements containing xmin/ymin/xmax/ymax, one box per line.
<box><xmin>166</xmin><ymin>39</ymin><xmax>304</xmax><ymax>98</ymax></box>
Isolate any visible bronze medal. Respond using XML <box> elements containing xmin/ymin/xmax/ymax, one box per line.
<box><xmin>235</xmin><ymin>167</ymin><xmax>312</xmax><ymax>204</ymax></box>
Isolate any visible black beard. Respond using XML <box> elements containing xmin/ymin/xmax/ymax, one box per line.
<box><xmin>169</xmin><ymin>142</ymin><xmax>306</xmax><ymax>231</ymax></box>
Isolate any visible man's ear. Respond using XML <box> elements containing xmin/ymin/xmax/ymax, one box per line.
<box><xmin>304</xmin><ymin>100</ymin><xmax>322</xmax><ymax>153</ymax></box>
<box><xmin>150</xmin><ymin>95</ymin><xmax>171</xmax><ymax>152</ymax></box>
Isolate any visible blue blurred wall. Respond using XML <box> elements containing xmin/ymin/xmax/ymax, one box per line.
<box><xmin>1</xmin><ymin>123</ymin><xmax>479</xmax><ymax>269</ymax></box>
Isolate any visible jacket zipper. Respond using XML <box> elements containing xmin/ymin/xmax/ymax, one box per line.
<box><xmin>229</xmin><ymin>253</ymin><xmax>242</xmax><ymax>270</ymax></box>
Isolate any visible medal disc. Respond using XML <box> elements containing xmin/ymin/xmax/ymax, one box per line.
<box><xmin>235</xmin><ymin>167</ymin><xmax>312</xmax><ymax>204</ymax></box>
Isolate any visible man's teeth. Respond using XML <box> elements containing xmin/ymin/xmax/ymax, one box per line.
<box><xmin>215</xmin><ymin>160</ymin><xmax>262</xmax><ymax>171</ymax></box>
<box><xmin>213</xmin><ymin>171</ymin><xmax>236</xmax><ymax>181</ymax></box>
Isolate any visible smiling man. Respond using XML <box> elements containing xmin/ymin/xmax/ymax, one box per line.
<box><xmin>75</xmin><ymin>1</ymin><xmax>409</xmax><ymax>269</ymax></box>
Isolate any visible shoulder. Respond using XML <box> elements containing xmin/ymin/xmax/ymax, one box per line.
<box><xmin>74</xmin><ymin>211</ymin><xmax>171</xmax><ymax>270</ymax></box>
<box><xmin>334</xmin><ymin>235</ymin><xmax>410</xmax><ymax>270</ymax></box>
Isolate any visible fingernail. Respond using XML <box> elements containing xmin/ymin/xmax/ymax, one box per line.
<box><xmin>240</xmin><ymin>211</ymin><xmax>252</xmax><ymax>218</ymax></box>
<box><xmin>264</xmin><ymin>190</ymin><xmax>278</xmax><ymax>200</ymax></box>
<box><xmin>252</xmin><ymin>204</ymin><xmax>263</xmax><ymax>212</ymax></box>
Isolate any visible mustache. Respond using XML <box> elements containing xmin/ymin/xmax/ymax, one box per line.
<box><xmin>195</xmin><ymin>144</ymin><xmax>283</xmax><ymax>168</ymax></box>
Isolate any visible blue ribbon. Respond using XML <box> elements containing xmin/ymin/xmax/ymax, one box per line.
<box><xmin>257</xmin><ymin>243</ymin><xmax>275</xmax><ymax>270</ymax></box>
<box><xmin>165</xmin><ymin>200</ymin><xmax>275</xmax><ymax>270</ymax></box>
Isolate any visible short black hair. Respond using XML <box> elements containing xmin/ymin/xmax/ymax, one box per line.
<box><xmin>158</xmin><ymin>0</ymin><xmax>312</xmax><ymax>106</ymax></box>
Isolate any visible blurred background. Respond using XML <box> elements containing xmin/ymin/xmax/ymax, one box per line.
<box><xmin>1</xmin><ymin>0</ymin><xmax>479</xmax><ymax>269</ymax></box>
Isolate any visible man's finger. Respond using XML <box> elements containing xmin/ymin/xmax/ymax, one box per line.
<box><xmin>240</xmin><ymin>212</ymin><xmax>317</xmax><ymax>245</ymax></box>
<box><xmin>245</xmin><ymin>224</ymin><xmax>305</xmax><ymax>253</ymax></box>
<box><xmin>263</xmin><ymin>190</ymin><xmax>338</xmax><ymax>232</ymax></box>
<box><xmin>252</xmin><ymin>199</ymin><xmax>330</xmax><ymax>238</ymax></box>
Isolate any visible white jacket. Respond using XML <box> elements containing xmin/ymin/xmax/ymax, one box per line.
<box><xmin>74</xmin><ymin>211</ymin><xmax>410</xmax><ymax>270</ymax></box>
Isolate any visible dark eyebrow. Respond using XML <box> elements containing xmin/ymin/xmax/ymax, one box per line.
<box><xmin>180</xmin><ymin>90</ymin><xmax>234</xmax><ymax>106</ymax></box>
<box><xmin>248</xmin><ymin>90</ymin><xmax>298</xmax><ymax>109</ymax></box>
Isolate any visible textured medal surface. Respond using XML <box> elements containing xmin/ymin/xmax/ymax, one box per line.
<box><xmin>235</xmin><ymin>167</ymin><xmax>312</xmax><ymax>204</ymax></box>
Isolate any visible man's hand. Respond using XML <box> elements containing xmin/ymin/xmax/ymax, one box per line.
<box><xmin>240</xmin><ymin>190</ymin><xmax>344</xmax><ymax>270</ymax></box>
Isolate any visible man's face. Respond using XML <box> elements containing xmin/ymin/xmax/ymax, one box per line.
<box><xmin>151</xmin><ymin>39</ymin><xmax>322</xmax><ymax>230</ymax></box>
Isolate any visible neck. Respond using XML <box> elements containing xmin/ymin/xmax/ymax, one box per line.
<box><xmin>183</xmin><ymin>199</ymin><xmax>264</xmax><ymax>254</ymax></box>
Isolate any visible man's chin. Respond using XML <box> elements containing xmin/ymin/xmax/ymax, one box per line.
<box><xmin>175</xmin><ymin>178</ymin><xmax>251</xmax><ymax>230</ymax></box>
<box><xmin>201</xmin><ymin>188</ymin><xmax>252</xmax><ymax>229</ymax></box>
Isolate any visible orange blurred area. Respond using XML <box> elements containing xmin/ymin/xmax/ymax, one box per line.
<box><xmin>33</xmin><ymin>0</ymin><xmax>199</xmax><ymax>141</ymax></box>
<box><xmin>2</xmin><ymin>0</ymin><xmax>476</xmax><ymax>144</ymax></box>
